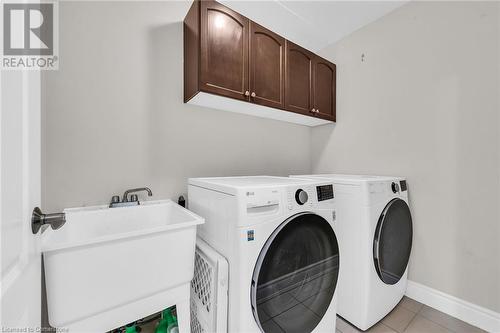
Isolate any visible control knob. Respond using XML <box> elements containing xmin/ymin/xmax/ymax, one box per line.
<box><xmin>295</xmin><ymin>189</ymin><xmax>308</xmax><ymax>205</ymax></box>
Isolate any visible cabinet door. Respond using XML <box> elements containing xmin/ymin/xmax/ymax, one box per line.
<box><xmin>285</xmin><ymin>41</ymin><xmax>314</xmax><ymax>115</ymax></box>
<box><xmin>249</xmin><ymin>22</ymin><xmax>285</xmax><ymax>109</ymax></box>
<box><xmin>313</xmin><ymin>56</ymin><xmax>336</xmax><ymax>121</ymax></box>
<box><xmin>200</xmin><ymin>0</ymin><xmax>249</xmax><ymax>101</ymax></box>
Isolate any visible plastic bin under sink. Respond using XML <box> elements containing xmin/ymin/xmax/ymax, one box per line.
<box><xmin>41</xmin><ymin>199</ymin><xmax>204</xmax><ymax>332</ymax></box>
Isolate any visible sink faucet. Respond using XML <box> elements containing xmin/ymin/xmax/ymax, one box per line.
<box><xmin>110</xmin><ymin>187</ymin><xmax>153</xmax><ymax>208</ymax></box>
<box><xmin>122</xmin><ymin>187</ymin><xmax>153</xmax><ymax>202</ymax></box>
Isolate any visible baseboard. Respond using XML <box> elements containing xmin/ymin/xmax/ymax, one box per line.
<box><xmin>406</xmin><ymin>280</ymin><xmax>500</xmax><ymax>333</ymax></box>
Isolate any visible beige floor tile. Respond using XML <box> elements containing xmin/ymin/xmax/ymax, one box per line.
<box><xmin>367</xmin><ymin>322</ymin><xmax>398</xmax><ymax>333</ymax></box>
<box><xmin>382</xmin><ymin>306</ymin><xmax>417</xmax><ymax>332</ymax></box>
<box><xmin>404</xmin><ymin>316</ymin><xmax>452</xmax><ymax>333</ymax></box>
<box><xmin>336</xmin><ymin>316</ymin><xmax>399</xmax><ymax>333</ymax></box>
<box><xmin>418</xmin><ymin>305</ymin><xmax>486</xmax><ymax>333</ymax></box>
<box><xmin>399</xmin><ymin>297</ymin><xmax>423</xmax><ymax>313</ymax></box>
<box><xmin>337</xmin><ymin>316</ymin><xmax>362</xmax><ymax>333</ymax></box>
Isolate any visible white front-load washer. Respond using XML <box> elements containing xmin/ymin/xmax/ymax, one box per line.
<box><xmin>188</xmin><ymin>176</ymin><xmax>340</xmax><ymax>333</ymax></box>
<box><xmin>291</xmin><ymin>174</ymin><xmax>413</xmax><ymax>331</ymax></box>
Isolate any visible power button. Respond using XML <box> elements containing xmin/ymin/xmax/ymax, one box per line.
<box><xmin>295</xmin><ymin>189</ymin><xmax>308</xmax><ymax>205</ymax></box>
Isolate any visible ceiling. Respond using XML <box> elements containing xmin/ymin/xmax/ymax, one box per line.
<box><xmin>218</xmin><ymin>0</ymin><xmax>409</xmax><ymax>52</ymax></box>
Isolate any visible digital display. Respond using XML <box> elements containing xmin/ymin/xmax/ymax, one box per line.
<box><xmin>400</xmin><ymin>180</ymin><xmax>407</xmax><ymax>192</ymax></box>
<box><xmin>316</xmin><ymin>184</ymin><xmax>334</xmax><ymax>201</ymax></box>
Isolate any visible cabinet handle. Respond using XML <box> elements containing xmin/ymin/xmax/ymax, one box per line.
<box><xmin>251</xmin><ymin>92</ymin><xmax>256</xmax><ymax>98</ymax></box>
<box><xmin>244</xmin><ymin>91</ymin><xmax>250</xmax><ymax>96</ymax></box>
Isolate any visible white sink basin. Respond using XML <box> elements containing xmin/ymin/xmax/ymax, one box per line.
<box><xmin>42</xmin><ymin>200</ymin><xmax>204</xmax><ymax>332</ymax></box>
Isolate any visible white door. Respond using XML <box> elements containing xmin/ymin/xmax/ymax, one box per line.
<box><xmin>0</xmin><ymin>69</ymin><xmax>42</xmax><ymax>330</ymax></box>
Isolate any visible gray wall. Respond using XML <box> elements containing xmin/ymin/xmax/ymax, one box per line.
<box><xmin>42</xmin><ymin>1</ymin><xmax>311</xmax><ymax>212</ymax></box>
<box><xmin>313</xmin><ymin>1</ymin><xmax>500</xmax><ymax>312</ymax></box>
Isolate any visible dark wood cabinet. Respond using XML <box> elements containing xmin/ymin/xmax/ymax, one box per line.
<box><xmin>249</xmin><ymin>22</ymin><xmax>285</xmax><ymax>109</ymax></box>
<box><xmin>313</xmin><ymin>57</ymin><xmax>336</xmax><ymax>121</ymax></box>
<box><xmin>183</xmin><ymin>0</ymin><xmax>200</xmax><ymax>103</ymax></box>
<box><xmin>200</xmin><ymin>1</ymin><xmax>249</xmax><ymax>101</ymax></box>
<box><xmin>184</xmin><ymin>0</ymin><xmax>336</xmax><ymax>126</ymax></box>
<box><xmin>285</xmin><ymin>41</ymin><xmax>314</xmax><ymax>115</ymax></box>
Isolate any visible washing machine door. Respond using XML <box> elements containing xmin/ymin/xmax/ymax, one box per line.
<box><xmin>373</xmin><ymin>198</ymin><xmax>413</xmax><ymax>285</ymax></box>
<box><xmin>251</xmin><ymin>212</ymin><xmax>339</xmax><ymax>333</ymax></box>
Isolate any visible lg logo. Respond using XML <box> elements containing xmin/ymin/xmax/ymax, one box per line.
<box><xmin>3</xmin><ymin>3</ymin><xmax>54</xmax><ymax>56</ymax></box>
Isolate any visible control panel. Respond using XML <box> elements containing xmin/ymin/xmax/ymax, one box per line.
<box><xmin>295</xmin><ymin>189</ymin><xmax>308</xmax><ymax>205</ymax></box>
<box><xmin>285</xmin><ymin>183</ymin><xmax>334</xmax><ymax>211</ymax></box>
<box><xmin>287</xmin><ymin>185</ymin><xmax>313</xmax><ymax>210</ymax></box>
<box><xmin>316</xmin><ymin>184</ymin><xmax>334</xmax><ymax>201</ymax></box>
<box><xmin>400</xmin><ymin>180</ymin><xmax>407</xmax><ymax>192</ymax></box>
<box><xmin>391</xmin><ymin>182</ymin><xmax>400</xmax><ymax>194</ymax></box>
<box><xmin>391</xmin><ymin>181</ymin><xmax>407</xmax><ymax>193</ymax></box>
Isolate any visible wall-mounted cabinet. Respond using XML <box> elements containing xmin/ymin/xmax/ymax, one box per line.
<box><xmin>184</xmin><ymin>0</ymin><xmax>336</xmax><ymax>126</ymax></box>
<box><xmin>199</xmin><ymin>0</ymin><xmax>248</xmax><ymax>100</ymax></box>
<box><xmin>250</xmin><ymin>22</ymin><xmax>285</xmax><ymax>110</ymax></box>
<box><xmin>285</xmin><ymin>41</ymin><xmax>314</xmax><ymax>116</ymax></box>
<box><xmin>313</xmin><ymin>57</ymin><xmax>336</xmax><ymax>120</ymax></box>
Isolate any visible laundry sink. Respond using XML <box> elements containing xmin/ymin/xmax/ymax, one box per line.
<box><xmin>42</xmin><ymin>200</ymin><xmax>204</xmax><ymax>332</ymax></box>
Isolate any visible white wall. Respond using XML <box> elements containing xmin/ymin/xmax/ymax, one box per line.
<box><xmin>42</xmin><ymin>1</ymin><xmax>311</xmax><ymax>212</ymax></box>
<box><xmin>313</xmin><ymin>1</ymin><xmax>500</xmax><ymax>312</ymax></box>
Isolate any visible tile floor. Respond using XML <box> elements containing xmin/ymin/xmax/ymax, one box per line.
<box><xmin>137</xmin><ymin>297</ymin><xmax>486</xmax><ymax>333</ymax></box>
<box><xmin>336</xmin><ymin>296</ymin><xmax>486</xmax><ymax>333</ymax></box>
<box><xmin>136</xmin><ymin>296</ymin><xmax>486</xmax><ymax>333</ymax></box>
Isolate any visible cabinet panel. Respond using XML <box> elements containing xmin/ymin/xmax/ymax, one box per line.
<box><xmin>184</xmin><ymin>0</ymin><xmax>199</xmax><ymax>102</ymax></box>
<box><xmin>249</xmin><ymin>22</ymin><xmax>285</xmax><ymax>109</ymax></box>
<box><xmin>313</xmin><ymin>57</ymin><xmax>336</xmax><ymax>121</ymax></box>
<box><xmin>200</xmin><ymin>1</ymin><xmax>249</xmax><ymax>100</ymax></box>
<box><xmin>285</xmin><ymin>41</ymin><xmax>314</xmax><ymax>115</ymax></box>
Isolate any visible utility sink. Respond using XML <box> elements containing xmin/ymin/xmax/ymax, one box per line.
<box><xmin>41</xmin><ymin>200</ymin><xmax>204</xmax><ymax>332</ymax></box>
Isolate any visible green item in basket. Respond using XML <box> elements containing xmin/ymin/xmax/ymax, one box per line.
<box><xmin>125</xmin><ymin>323</ymin><xmax>138</xmax><ymax>333</ymax></box>
<box><xmin>156</xmin><ymin>307</ymin><xmax>178</xmax><ymax>333</ymax></box>
<box><xmin>165</xmin><ymin>308</ymin><xmax>178</xmax><ymax>333</ymax></box>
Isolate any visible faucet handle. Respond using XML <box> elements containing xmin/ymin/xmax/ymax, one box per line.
<box><xmin>130</xmin><ymin>194</ymin><xmax>139</xmax><ymax>202</ymax></box>
<box><xmin>111</xmin><ymin>195</ymin><xmax>120</xmax><ymax>204</ymax></box>
<box><xmin>122</xmin><ymin>187</ymin><xmax>153</xmax><ymax>203</ymax></box>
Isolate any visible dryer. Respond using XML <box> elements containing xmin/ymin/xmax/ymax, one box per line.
<box><xmin>291</xmin><ymin>174</ymin><xmax>412</xmax><ymax>331</ymax></box>
<box><xmin>188</xmin><ymin>176</ymin><xmax>340</xmax><ymax>333</ymax></box>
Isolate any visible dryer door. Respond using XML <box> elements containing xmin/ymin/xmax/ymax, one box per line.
<box><xmin>373</xmin><ymin>198</ymin><xmax>413</xmax><ymax>285</ymax></box>
<box><xmin>251</xmin><ymin>213</ymin><xmax>339</xmax><ymax>333</ymax></box>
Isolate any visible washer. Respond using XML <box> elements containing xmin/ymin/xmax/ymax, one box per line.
<box><xmin>290</xmin><ymin>174</ymin><xmax>412</xmax><ymax>331</ymax></box>
<box><xmin>188</xmin><ymin>176</ymin><xmax>340</xmax><ymax>333</ymax></box>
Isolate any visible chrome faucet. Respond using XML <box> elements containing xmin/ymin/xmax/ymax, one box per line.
<box><xmin>110</xmin><ymin>187</ymin><xmax>153</xmax><ymax>208</ymax></box>
<box><xmin>122</xmin><ymin>187</ymin><xmax>153</xmax><ymax>202</ymax></box>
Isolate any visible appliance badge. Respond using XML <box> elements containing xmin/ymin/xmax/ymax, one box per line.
<box><xmin>247</xmin><ymin>230</ymin><xmax>255</xmax><ymax>241</ymax></box>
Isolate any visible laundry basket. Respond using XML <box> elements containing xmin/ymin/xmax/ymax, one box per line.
<box><xmin>190</xmin><ymin>238</ymin><xmax>228</xmax><ymax>333</ymax></box>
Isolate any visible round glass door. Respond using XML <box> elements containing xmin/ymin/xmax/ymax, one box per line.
<box><xmin>251</xmin><ymin>213</ymin><xmax>339</xmax><ymax>333</ymax></box>
<box><xmin>373</xmin><ymin>198</ymin><xmax>413</xmax><ymax>285</ymax></box>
